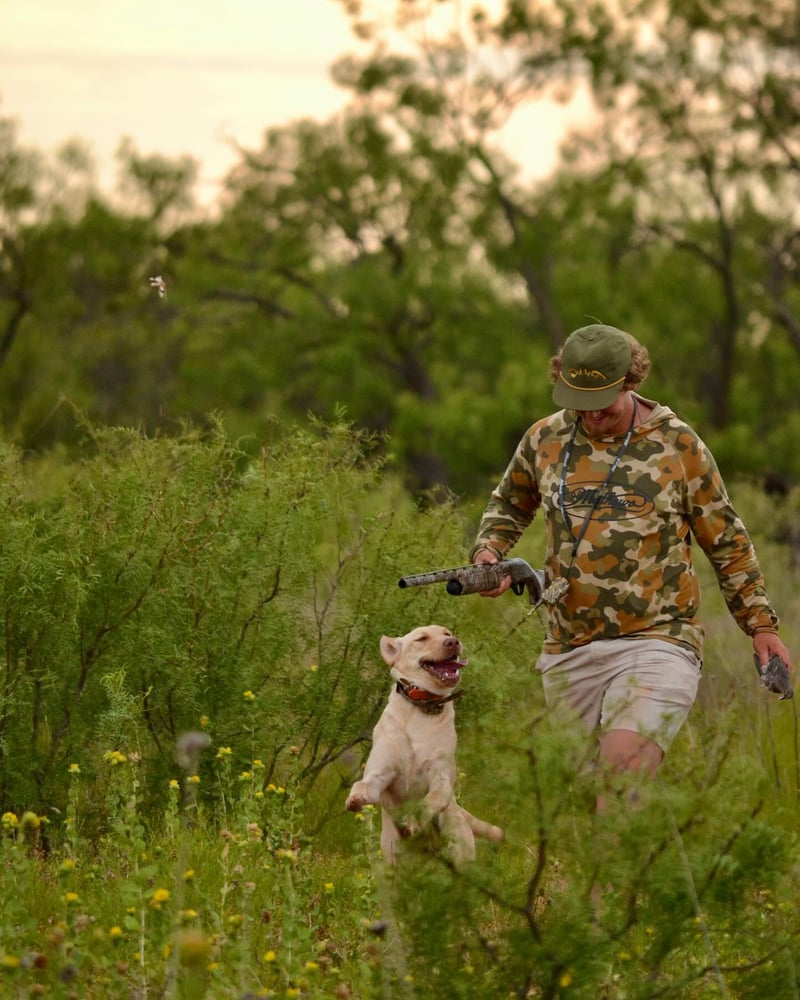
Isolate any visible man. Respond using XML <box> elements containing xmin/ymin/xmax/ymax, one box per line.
<box><xmin>471</xmin><ymin>323</ymin><xmax>792</xmax><ymax>780</ymax></box>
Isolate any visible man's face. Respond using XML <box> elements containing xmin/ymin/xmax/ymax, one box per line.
<box><xmin>578</xmin><ymin>390</ymin><xmax>634</xmax><ymax>437</ymax></box>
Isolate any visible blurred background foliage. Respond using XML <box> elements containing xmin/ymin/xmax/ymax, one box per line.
<box><xmin>1</xmin><ymin>0</ymin><xmax>799</xmax><ymax>501</ymax></box>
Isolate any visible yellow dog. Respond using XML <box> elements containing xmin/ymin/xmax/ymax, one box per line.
<box><xmin>346</xmin><ymin>625</ymin><xmax>503</xmax><ymax>865</ymax></box>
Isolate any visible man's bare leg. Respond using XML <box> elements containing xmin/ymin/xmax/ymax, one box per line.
<box><xmin>591</xmin><ymin>729</ymin><xmax>664</xmax><ymax>912</ymax></box>
<box><xmin>599</xmin><ymin>728</ymin><xmax>663</xmax><ymax>777</ymax></box>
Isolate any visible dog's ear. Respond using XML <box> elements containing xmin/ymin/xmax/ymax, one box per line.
<box><xmin>380</xmin><ymin>635</ymin><xmax>402</xmax><ymax>666</ymax></box>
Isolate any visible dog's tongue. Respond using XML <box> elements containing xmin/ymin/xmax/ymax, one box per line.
<box><xmin>427</xmin><ymin>659</ymin><xmax>465</xmax><ymax>687</ymax></box>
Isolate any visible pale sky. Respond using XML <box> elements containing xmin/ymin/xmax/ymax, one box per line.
<box><xmin>0</xmin><ymin>0</ymin><xmax>589</xmax><ymax>206</ymax></box>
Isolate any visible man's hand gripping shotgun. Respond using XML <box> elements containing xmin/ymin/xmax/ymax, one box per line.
<box><xmin>399</xmin><ymin>558</ymin><xmax>545</xmax><ymax>606</ymax></box>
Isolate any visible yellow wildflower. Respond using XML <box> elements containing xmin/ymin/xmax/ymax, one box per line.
<box><xmin>177</xmin><ymin>929</ymin><xmax>211</xmax><ymax>967</ymax></box>
<box><xmin>20</xmin><ymin>811</ymin><xmax>40</xmax><ymax>831</ymax></box>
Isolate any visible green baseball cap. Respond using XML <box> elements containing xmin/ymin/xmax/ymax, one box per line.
<box><xmin>552</xmin><ymin>324</ymin><xmax>632</xmax><ymax>410</ymax></box>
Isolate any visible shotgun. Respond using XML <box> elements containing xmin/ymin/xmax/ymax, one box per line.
<box><xmin>398</xmin><ymin>558</ymin><xmax>545</xmax><ymax>606</ymax></box>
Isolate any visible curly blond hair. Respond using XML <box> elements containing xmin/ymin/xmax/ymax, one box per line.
<box><xmin>549</xmin><ymin>332</ymin><xmax>651</xmax><ymax>392</ymax></box>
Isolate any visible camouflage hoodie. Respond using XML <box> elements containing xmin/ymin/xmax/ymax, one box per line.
<box><xmin>471</xmin><ymin>395</ymin><xmax>779</xmax><ymax>656</ymax></box>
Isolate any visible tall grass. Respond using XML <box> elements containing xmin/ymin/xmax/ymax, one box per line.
<box><xmin>0</xmin><ymin>419</ymin><xmax>798</xmax><ymax>998</ymax></box>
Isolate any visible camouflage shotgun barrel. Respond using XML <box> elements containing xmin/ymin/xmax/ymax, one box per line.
<box><xmin>399</xmin><ymin>558</ymin><xmax>545</xmax><ymax>606</ymax></box>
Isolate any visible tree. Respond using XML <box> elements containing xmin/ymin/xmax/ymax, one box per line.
<box><xmin>0</xmin><ymin>125</ymin><xmax>203</xmax><ymax>448</ymax></box>
<box><xmin>3</xmin><ymin>0</ymin><xmax>800</xmax><ymax>489</ymax></box>
<box><xmin>331</xmin><ymin>0</ymin><xmax>800</xmax><ymax>477</ymax></box>
<box><xmin>165</xmin><ymin>111</ymin><xmax>548</xmax><ymax>495</ymax></box>
<box><xmin>0</xmin><ymin>115</ymin><xmax>40</xmax><ymax>369</ymax></box>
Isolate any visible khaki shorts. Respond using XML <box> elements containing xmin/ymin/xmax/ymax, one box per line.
<box><xmin>536</xmin><ymin>638</ymin><xmax>702</xmax><ymax>751</ymax></box>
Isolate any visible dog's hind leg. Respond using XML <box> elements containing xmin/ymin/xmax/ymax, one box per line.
<box><xmin>379</xmin><ymin>809</ymin><xmax>402</xmax><ymax>864</ymax></box>
<box><xmin>438</xmin><ymin>803</ymin><xmax>477</xmax><ymax>866</ymax></box>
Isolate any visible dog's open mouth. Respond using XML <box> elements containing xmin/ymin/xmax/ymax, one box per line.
<box><xmin>422</xmin><ymin>658</ymin><xmax>466</xmax><ymax>687</ymax></box>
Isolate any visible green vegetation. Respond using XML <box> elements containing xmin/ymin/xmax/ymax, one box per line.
<box><xmin>1</xmin><ymin>2</ymin><xmax>799</xmax><ymax>993</ymax></box>
<box><xmin>0</xmin><ymin>419</ymin><xmax>797</xmax><ymax>998</ymax></box>
<box><xmin>2</xmin><ymin>2</ymin><xmax>800</xmax><ymax>497</ymax></box>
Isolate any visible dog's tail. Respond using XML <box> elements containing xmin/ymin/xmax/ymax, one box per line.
<box><xmin>461</xmin><ymin>808</ymin><xmax>504</xmax><ymax>843</ymax></box>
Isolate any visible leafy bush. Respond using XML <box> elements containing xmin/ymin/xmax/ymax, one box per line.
<box><xmin>1</xmin><ymin>420</ymin><xmax>799</xmax><ymax>998</ymax></box>
<box><xmin>0</xmin><ymin>417</ymin><xmax>528</xmax><ymax>825</ymax></box>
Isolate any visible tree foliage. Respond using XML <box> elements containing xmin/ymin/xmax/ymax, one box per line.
<box><xmin>1</xmin><ymin>0</ymin><xmax>800</xmax><ymax>495</ymax></box>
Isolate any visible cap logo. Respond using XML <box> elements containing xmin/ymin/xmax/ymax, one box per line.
<box><xmin>562</xmin><ymin>369</ymin><xmax>625</xmax><ymax>390</ymax></box>
<box><xmin>569</xmin><ymin>366</ymin><xmax>606</xmax><ymax>381</ymax></box>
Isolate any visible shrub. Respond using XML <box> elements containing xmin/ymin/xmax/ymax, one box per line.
<box><xmin>0</xmin><ymin>418</ymin><xmax>539</xmax><ymax>831</ymax></box>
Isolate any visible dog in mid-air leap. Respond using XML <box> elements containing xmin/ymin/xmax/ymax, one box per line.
<box><xmin>346</xmin><ymin>625</ymin><xmax>503</xmax><ymax>866</ymax></box>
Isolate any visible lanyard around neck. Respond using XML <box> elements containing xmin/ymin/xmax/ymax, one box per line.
<box><xmin>557</xmin><ymin>398</ymin><xmax>638</xmax><ymax>559</ymax></box>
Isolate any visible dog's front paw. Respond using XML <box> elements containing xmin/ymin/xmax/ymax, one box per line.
<box><xmin>346</xmin><ymin>782</ymin><xmax>370</xmax><ymax>813</ymax></box>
